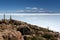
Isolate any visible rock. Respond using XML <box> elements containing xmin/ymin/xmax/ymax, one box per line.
<box><xmin>17</xmin><ymin>27</ymin><xmax>31</xmax><ymax>35</ymax></box>
<box><xmin>0</xmin><ymin>30</ymin><xmax>24</xmax><ymax>40</ymax></box>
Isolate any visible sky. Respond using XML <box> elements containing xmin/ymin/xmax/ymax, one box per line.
<box><xmin>0</xmin><ymin>14</ymin><xmax>60</xmax><ymax>32</ymax></box>
<box><xmin>0</xmin><ymin>0</ymin><xmax>60</xmax><ymax>13</ymax></box>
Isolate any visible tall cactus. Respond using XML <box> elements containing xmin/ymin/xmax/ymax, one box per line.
<box><xmin>10</xmin><ymin>15</ymin><xmax>12</xmax><ymax>21</ymax></box>
<box><xmin>4</xmin><ymin>14</ymin><xmax>6</xmax><ymax>22</ymax></box>
<box><xmin>10</xmin><ymin>15</ymin><xmax>12</xmax><ymax>23</ymax></box>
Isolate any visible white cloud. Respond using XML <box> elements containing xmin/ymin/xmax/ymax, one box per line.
<box><xmin>25</xmin><ymin>7</ymin><xmax>31</xmax><ymax>9</ymax></box>
<box><xmin>40</xmin><ymin>8</ymin><xmax>44</xmax><ymax>10</ymax></box>
<box><xmin>13</xmin><ymin>7</ymin><xmax>54</xmax><ymax>13</ymax></box>
<box><xmin>38</xmin><ymin>10</ymin><xmax>46</xmax><ymax>12</ymax></box>
<box><xmin>16</xmin><ymin>10</ymin><xmax>24</xmax><ymax>12</ymax></box>
<box><xmin>25</xmin><ymin>10</ymin><xmax>31</xmax><ymax>12</ymax></box>
<box><xmin>32</xmin><ymin>7</ymin><xmax>38</xmax><ymax>10</ymax></box>
<box><xmin>26</xmin><ymin>7</ymin><xmax>38</xmax><ymax>12</ymax></box>
<box><xmin>25</xmin><ymin>7</ymin><xmax>38</xmax><ymax>10</ymax></box>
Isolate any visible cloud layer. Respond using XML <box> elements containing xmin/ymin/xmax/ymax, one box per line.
<box><xmin>15</xmin><ymin>7</ymin><xmax>54</xmax><ymax>13</ymax></box>
<box><xmin>0</xmin><ymin>7</ymin><xmax>55</xmax><ymax>13</ymax></box>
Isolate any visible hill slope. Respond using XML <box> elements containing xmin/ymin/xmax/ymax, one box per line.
<box><xmin>0</xmin><ymin>19</ymin><xmax>60</xmax><ymax>40</ymax></box>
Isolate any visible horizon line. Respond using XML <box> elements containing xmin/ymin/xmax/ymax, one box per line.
<box><xmin>0</xmin><ymin>13</ymin><xmax>60</xmax><ymax>15</ymax></box>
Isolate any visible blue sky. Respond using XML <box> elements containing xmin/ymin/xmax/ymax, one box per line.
<box><xmin>0</xmin><ymin>14</ymin><xmax>60</xmax><ymax>32</ymax></box>
<box><xmin>0</xmin><ymin>0</ymin><xmax>60</xmax><ymax>13</ymax></box>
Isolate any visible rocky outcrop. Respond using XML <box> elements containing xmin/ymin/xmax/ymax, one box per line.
<box><xmin>0</xmin><ymin>19</ymin><xmax>60</xmax><ymax>40</ymax></box>
<box><xmin>0</xmin><ymin>29</ymin><xmax>24</xmax><ymax>40</ymax></box>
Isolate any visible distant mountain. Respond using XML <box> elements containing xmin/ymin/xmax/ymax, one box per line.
<box><xmin>0</xmin><ymin>19</ymin><xmax>60</xmax><ymax>40</ymax></box>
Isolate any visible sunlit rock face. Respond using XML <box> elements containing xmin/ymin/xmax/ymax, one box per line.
<box><xmin>0</xmin><ymin>30</ymin><xmax>24</xmax><ymax>40</ymax></box>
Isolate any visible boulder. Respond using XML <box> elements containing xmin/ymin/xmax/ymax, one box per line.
<box><xmin>0</xmin><ymin>30</ymin><xmax>24</xmax><ymax>40</ymax></box>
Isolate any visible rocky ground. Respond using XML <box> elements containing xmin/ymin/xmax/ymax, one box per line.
<box><xmin>0</xmin><ymin>19</ymin><xmax>60</xmax><ymax>40</ymax></box>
